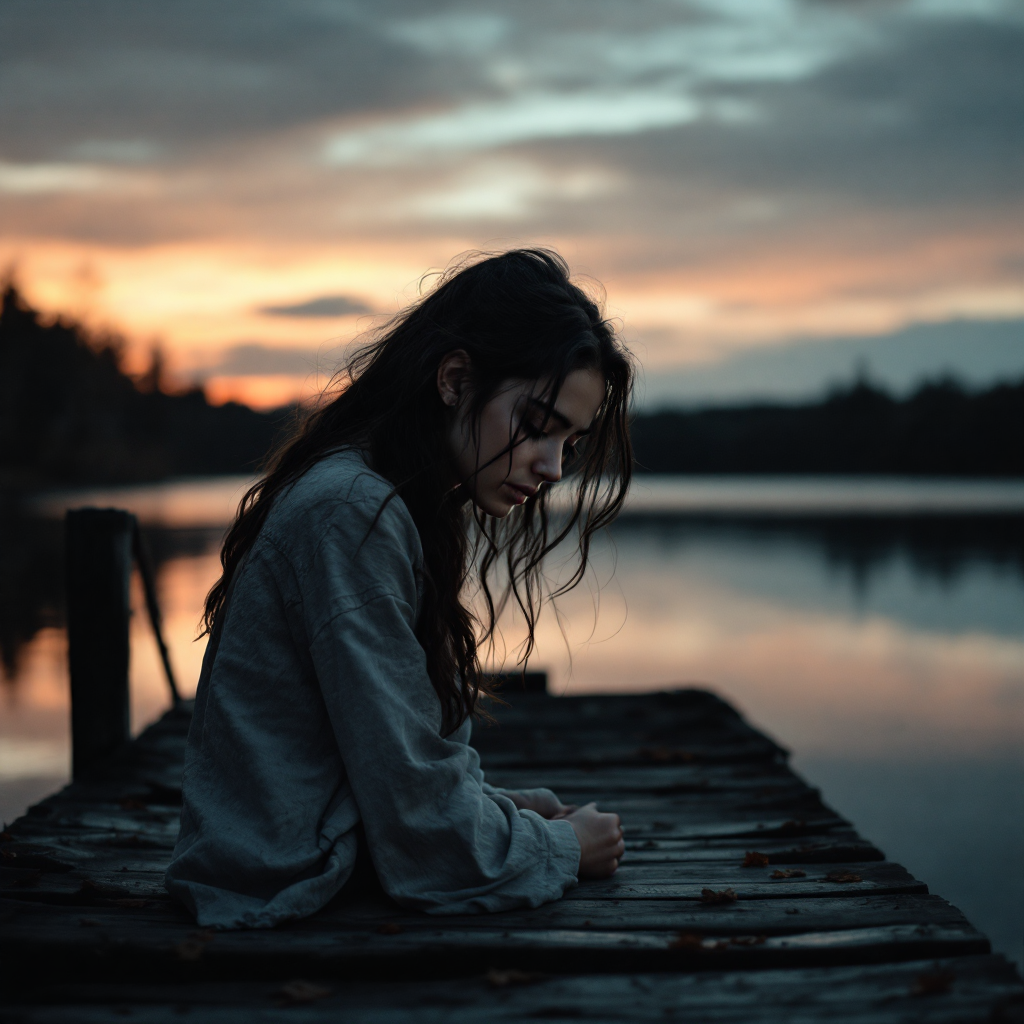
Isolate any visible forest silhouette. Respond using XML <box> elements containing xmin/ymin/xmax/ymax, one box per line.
<box><xmin>0</xmin><ymin>284</ymin><xmax>290</xmax><ymax>488</ymax></box>
<box><xmin>633</xmin><ymin>377</ymin><xmax>1023</xmax><ymax>476</ymax></box>
<box><xmin>1</xmin><ymin>282</ymin><xmax>1020</xmax><ymax>487</ymax></box>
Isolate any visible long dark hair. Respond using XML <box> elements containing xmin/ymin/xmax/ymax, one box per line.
<box><xmin>204</xmin><ymin>249</ymin><xmax>633</xmax><ymax>733</ymax></box>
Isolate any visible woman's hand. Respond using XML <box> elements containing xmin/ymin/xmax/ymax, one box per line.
<box><xmin>502</xmin><ymin>787</ymin><xmax>577</xmax><ymax>820</ymax></box>
<box><xmin>562</xmin><ymin>802</ymin><xmax>624</xmax><ymax>878</ymax></box>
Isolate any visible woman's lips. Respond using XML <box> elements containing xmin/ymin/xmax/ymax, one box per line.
<box><xmin>504</xmin><ymin>482</ymin><xmax>536</xmax><ymax>504</ymax></box>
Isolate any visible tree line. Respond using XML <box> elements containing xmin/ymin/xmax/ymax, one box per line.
<box><xmin>632</xmin><ymin>377</ymin><xmax>1022</xmax><ymax>476</ymax></box>
<box><xmin>0</xmin><ymin>284</ymin><xmax>291</xmax><ymax>488</ymax></box>
<box><xmin>2</xmin><ymin>282</ymin><xmax>1020</xmax><ymax>487</ymax></box>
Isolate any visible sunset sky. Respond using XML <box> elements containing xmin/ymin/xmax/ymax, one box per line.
<box><xmin>2</xmin><ymin>0</ymin><xmax>1021</xmax><ymax>408</ymax></box>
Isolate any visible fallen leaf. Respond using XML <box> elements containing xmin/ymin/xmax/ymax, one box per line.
<box><xmin>486</xmin><ymin>968</ymin><xmax>543</xmax><ymax>988</ymax></box>
<box><xmin>275</xmin><ymin>980</ymin><xmax>332</xmax><ymax>1005</ymax></box>
<box><xmin>771</xmin><ymin>869</ymin><xmax>807</xmax><ymax>879</ymax></box>
<box><xmin>825</xmin><ymin>870</ymin><xmax>862</xmax><ymax>883</ymax></box>
<box><xmin>700</xmin><ymin>887</ymin><xmax>738</xmax><ymax>904</ymax></box>
<box><xmin>668</xmin><ymin>932</ymin><xmax>704</xmax><ymax>950</ymax></box>
<box><xmin>911</xmin><ymin>971</ymin><xmax>954</xmax><ymax>997</ymax></box>
<box><xmin>376</xmin><ymin>922</ymin><xmax>403</xmax><ymax>935</ymax></box>
<box><xmin>743</xmin><ymin>851</ymin><xmax>769</xmax><ymax>868</ymax></box>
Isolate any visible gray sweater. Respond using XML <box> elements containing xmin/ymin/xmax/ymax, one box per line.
<box><xmin>164</xmin><ymin>450</ymin><xmax>580</xmax><ymax>929</ymax></box>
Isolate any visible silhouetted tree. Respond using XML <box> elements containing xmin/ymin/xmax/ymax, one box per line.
<box><xmin>2</xmin><ymin>282</ymin><xmax>1020</xmax><ymax>484</ymax></box>
<box><xmin>631</xmin><ymin>378</ymin><xmax>1024</xmax><ymax>476</ymax></box>
<box><xmin>0</xmin><ymin>284</ymin><xmax>292</xmax><ymax>487</ymax></box>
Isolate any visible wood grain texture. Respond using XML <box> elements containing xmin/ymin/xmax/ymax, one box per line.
<box><xmin>5</xmin><ymin>957</ymin><xmax>1022</xmax><ymax>1023</ymax></box>
<box><xmin>0</xmin><ymin>688</ymin><xmax>1020</xmax><ymax>1021</ymax></box>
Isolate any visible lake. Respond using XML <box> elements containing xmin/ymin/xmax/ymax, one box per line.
<box><xmin>2</xmin><ymin>475</ymin><xmax>1022</xmax><ymax>967</ymax></box>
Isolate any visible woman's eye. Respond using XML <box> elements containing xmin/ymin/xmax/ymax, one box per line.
<box><xmin>523</xmin><ymin>420</ymin><xmax>548</xmax><ymax>439</ymax></box>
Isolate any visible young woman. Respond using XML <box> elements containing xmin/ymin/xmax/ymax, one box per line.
<box><xmin>165</xmin><ymin>249</ymin><xmax>633</xmax><ymax>929</ymax></box>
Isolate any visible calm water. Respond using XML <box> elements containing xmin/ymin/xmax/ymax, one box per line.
<box><xmin>2</xmin><ymin>476</ymin><xmax>1022</xmax><ymax>967</ymax></box>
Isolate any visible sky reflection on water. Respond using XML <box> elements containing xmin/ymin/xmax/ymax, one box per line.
<box><xmin>520</xmin><ymin>520</ymin><xmax>1023</xmax><ymax>757</ymax></box>
<box><xmin>1</xmin><ymin>477</ymin><xmax>1021</xmax><ymax>965</ymax></box>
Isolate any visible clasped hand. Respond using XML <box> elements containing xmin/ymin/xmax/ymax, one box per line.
<box><xmin>502</xmin><ymin>787</ymin><xmax>624</xmax><ymax>879</ymax></box>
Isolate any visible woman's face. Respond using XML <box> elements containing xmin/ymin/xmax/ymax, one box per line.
<box><xmin>439</xmin><ymin>353</ymin><xmax>606</xmax><ymax>518</ymax></box>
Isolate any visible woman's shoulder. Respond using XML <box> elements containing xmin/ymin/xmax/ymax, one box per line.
<box><xmin>286</xmin><ymin>447</ymin><xmax>392</xmax><ymax>507</ymax></box>
<box><xmin>263</xmin><ymin>449</ymin><xmax>418</xmax><ymax>556</ymax></box>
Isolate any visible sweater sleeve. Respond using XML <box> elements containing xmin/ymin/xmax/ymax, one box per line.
<box><xmin>296</xmin><ymin>490</ymin><xmax>580</xmax><ymax>915</ymax></box>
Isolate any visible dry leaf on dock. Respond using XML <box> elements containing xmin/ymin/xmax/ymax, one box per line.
<box><xmin>701</xmin><ymin>887</ymin><xmax>738</xmax><ymax>904</ymax></box>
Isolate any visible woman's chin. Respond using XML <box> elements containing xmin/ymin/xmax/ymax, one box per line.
<box><xmin>475</xmin><ymin>495</ymin><xmax>516</xmax><ymax>518</ymax></box>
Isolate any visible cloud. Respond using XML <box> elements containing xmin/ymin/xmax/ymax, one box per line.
<box><xmin>0</xmin><ymin>0</ymin><xmax>447</xmax><ymax>159</ymax></box>
<box><xmin>323</xmin><ymin>91</ymin><xmax>719</xmax><ymax>167</ymax></box>
<box><xmin>194</xmin><ymin>342</ymin><xmax>345</xmax><ymax>377</ymax></box>
<box><xmin>69</xmin><ymin>139</ymin><xmax>163</xmax><ymax>163</ymax></box>
<box><xmin>637</xmin><ymin>317</ymin><xmax>1024</xmax><ymax>407</ymax></box>
<box><xmin>1</xmin><ymin>0</ymin><xmax>1020</xmax><ymax>367</ymax></box>
<box><xmin>594</xmin><ymin>15</ymin><xmax>1024</xmax><ymax>207</ymax></box>
<box><xmin>4</xmin><ymin>0</ymin><xmax>1018</xmax><ymax>211</ymax></box>
<box><xmin>386</xmin><ymin>159</ymin><xmax>620</xmax><ymax>222</ymax></box>
<box><xmin>0</xmin><ymin>161</ymin><xmax>123</xmax><ymax>194</ymax></box>
<box><xmin>259</xmin><ymin>295</ymin><xmax>372</xmax><ymax>317</ymax></box>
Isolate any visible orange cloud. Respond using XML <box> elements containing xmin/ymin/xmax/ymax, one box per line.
<box><xmin>203</xmin><ymin>374</ymin><xmax>319</xmax><ymax>410</ymax></box>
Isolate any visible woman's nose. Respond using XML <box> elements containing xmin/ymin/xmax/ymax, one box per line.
<box><xmin>534</xmin><ymin>442</ymin><xmax>563</xmax><ymax>483</ymax></box>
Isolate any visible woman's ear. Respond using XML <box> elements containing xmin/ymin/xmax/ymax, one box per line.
<box><xmin>437</xmin><ymin>349</ymin><xmax>471</xmax><ymax>407</ymax></box>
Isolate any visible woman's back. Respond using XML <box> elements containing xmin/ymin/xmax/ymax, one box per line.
<box><xmin>165</xmin><ymin>449</ymin><xmax>581</xmax><ymax>928</ymax></box>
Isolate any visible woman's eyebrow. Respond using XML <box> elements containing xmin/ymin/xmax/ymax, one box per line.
<box><xmin>525</xmin><ymin>397</ymin><xmax>592</xmax><ymax>434</ymax></box>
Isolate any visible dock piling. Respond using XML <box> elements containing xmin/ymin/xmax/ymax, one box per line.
<box><xmin>66</xmin><ymin>508</ymin><xmax>135</xmax><ymax>780</ymax></box>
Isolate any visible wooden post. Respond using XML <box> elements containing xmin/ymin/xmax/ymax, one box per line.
<box><xmin>66</xmin><ymin>508</ymin><xmax>135</xmax><ymax>779</ymax></box>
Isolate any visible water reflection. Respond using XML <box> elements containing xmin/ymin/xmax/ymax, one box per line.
<box><xmin>0</xmin><ymin>479</ymin><xmax>1021</xmax><ymax>965</ymax></box>
<box><xmin>523</xmin><ymin>520</ymin><xmax>1023</xmax><ymax>757</ymax></box>
<box><xmin>613</xmin><ymin>515</ymin><xmax>1024</xmax><ymax>636</ymax></box>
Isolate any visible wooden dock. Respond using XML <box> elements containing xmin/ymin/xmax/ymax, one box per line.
<box><xmin>1</xmin><ymin>687</ymin><xmax>1021</xmax><ymax>1021</ymax></box>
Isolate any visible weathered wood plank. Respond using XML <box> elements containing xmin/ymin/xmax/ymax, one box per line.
<box><xmin>0</xmin><ymin>891</ymin><xmax>976</xmax><ymax>938</ymax></box>
<box><xmin>6</xmin><ymin>956</ymin><xmax>1023</xmax><ymax>1024</ymax></box>
<box><xmin>1</xmin><ymin>830</ymin><xmax>885</xmax><ymax>871</ymax></box>
<box><xmin>483</xmin><ymin>763</ymin><xmax>807</xmax><ymax>794</ymax></box>
<box><xmin>623</xmin><ymin>834</ymin><xmax>884</xmax><ymax>863</ymax></box>
<box><xmin>558</xmin><ymin>863</ymin><xmax>925</xmax><ymax>901</ymax></box>
<box><xmin>0</xmin><ymin>896</ymin><xmax>991</xmax><ymax>982</ymax></box>
<box><xmin>0</xmin><ymin>862</ymin><xmax>924</xmax><ymax>908</ymax></box>
<box><xmin>475</xmin><ymin>736</ymin><xmax>784</xmax><ymax>768</ymax></box>
<box><xmin>1</xmin><ymin>688</ymin><xmax>1018</xmax><ymax>1022</ymax></box>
